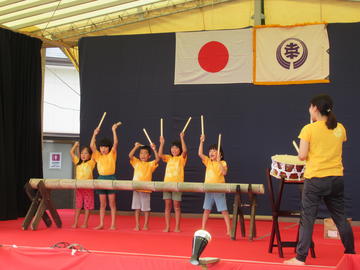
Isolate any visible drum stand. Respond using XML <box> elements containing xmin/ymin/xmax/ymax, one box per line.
<box><xmin>22</xmin><ymin>181</ymin><xmax>62</xmax><ymax>230</ymax></box>
<box><xmin>266</xmin><ymin>168</ymin><xmax>315</xmax><ymax>258</ymax></box>
<box><xmin>231</xmin><ymin>184</ymin><xmax>257</xmax><ymax>240</ymax></box>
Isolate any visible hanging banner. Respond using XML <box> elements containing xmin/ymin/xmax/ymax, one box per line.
<box><xmin>254</xmin><ymin>23</ymin><xmax>330</xmax><ymax>85</ymax></box>
<box><xmin>175</xmin><ymin>28</ymin><xmax>253</xmax><ymax>84</ymax></box>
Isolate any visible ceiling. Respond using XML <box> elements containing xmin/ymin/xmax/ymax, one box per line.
<box><xmin>0</xmin><ymin>0</ymin><xmax>233</xmax><ymax>47</ymax></box>
<box><xmin>1</xmin><ymin>0</ymin><xmax>360</xmax><ymax>49</ymax></box>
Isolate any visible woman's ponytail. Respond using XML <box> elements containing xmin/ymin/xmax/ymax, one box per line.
<box><xmin>326</xmin><ymin>111</ymin><xmax>337</xmax><ymax>130</ymax></box>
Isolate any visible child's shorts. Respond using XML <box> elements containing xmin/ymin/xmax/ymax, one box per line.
<box><xmin>75</xmin><ymin>189</ymin><xmax>94</xmax><ymax>210</ymax></box>
<box><xmin>96</xmin><ymin>175</ymin><xmax>117</xmax><ymax>195</ymax></box>
<box><xmin>203</xmin><ymin>192</ymin><xmax>228</xmax><ymax>212</ymax></box>
<box><xmin>163</xmin><ymin>191</ymin><xmax>182</xmax><ymax>201</ymax></box>
<box><xmin>131</xmin><ymin>191</ymin><xmax>151</xmax><ymax>212</ymax></box>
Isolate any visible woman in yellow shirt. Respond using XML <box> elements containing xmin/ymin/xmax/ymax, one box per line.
<box><xmin>285</xmin><ymin>94</ymin><xmax>355</xmax><ymax>265</ymax></box>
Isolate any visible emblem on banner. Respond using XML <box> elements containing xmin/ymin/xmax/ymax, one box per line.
<box><xmin>276</xmin><ymin>38</ymin><xmax>308</xmax><ymax>70</ymax></box>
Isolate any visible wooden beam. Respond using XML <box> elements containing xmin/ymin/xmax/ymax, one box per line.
<box><xmin>29</xmin><ymin>178</ymin><xmax>265</xmax><ymax>194</ymax></box>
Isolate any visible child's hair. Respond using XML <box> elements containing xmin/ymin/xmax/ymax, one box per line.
<box><xmin>310</xmin><ymin>94</ymin><xmax>337</xmax><ymax>130</ymax></box>
<box><xmin>98</xmin><ymin>138</ymin><xmax>112</xmax><ymax>151</ymax></box>
<box><xmin>139</xmin><ymin>145</ymin><xmax>152</xmax><ymax>156</ymax></box>
<box><xmin>77</xmin><ymin>146</ymin><xmax>93</xmax><ymax>166</ymax></box>
<box><xmin>170</xmin><ymin>141</ymin><xmax>183</xmax><ymax>156</ymax></box>
<box><xmin>208</xmin><ymin>144</ymin><xmax>224</xmax><ymax>160</ymax></box>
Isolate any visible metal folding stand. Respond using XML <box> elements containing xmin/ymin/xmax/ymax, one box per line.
<box><xmin>266</xmin><ymin>168</ymin><xmax>315</xmax><ymax>258</ymax></box>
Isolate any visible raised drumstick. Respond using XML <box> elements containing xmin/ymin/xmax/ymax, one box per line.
<box><xmin>201</xmin><ymin>115</ymin><xmax>204</xmax><ymax>135</ymax></box>
<box><xmin>292</xmin><ymin>140</ymin><xmax>300</xmax><ymax>154</ymax></box>
<box><xmin>143</xmin><ymin>128</ymin><xmax>153</xmax><ymax>145</ymax></box>
<box><xmin>97</xmin><ymin>112</ymin><xmax>107</xmax><ymax>129</ymax></box>
<box><xmin>181</xmin><ymin>117</ymin><xmax>192</xmax><ymax>133</ymax></box>
<box><xmin>217</xmin><ymin>134</ymin><xmax>222</xmax><ymax>159</ymax></box>
<box><xmin>160</xmin><ymin>118</ymin><xmax>163</xmax><ymax>137</ymax></box>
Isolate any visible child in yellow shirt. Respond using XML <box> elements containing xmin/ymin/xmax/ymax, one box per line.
<box><xmin>158</xmin><ymin>132</ymin><xmax>187</xmax><ymax>232</ymax></box>
<box><xmin>90</xmin><ymin>122</ymin><xmax>121</xmax><ymax>230</ymax></box>
<box><xmin>129</xmin><ymin>142</ymin><xmax>159</xmax><ymax>231</ymax></box>
<box><xmin>198</xmin><ymin>134</ymin><xmax>231</xmax><ymax>235</ymax></box>
<box><xmin>69</xmin><ymin>142</ymin><xmax>96</xmax><ymax>229</ymax></box>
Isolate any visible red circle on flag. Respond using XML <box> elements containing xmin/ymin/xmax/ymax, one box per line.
<box><xmin>198</xmin><ymin>41</ymin><xmax>229</xmax><ymax>73</ymax></box>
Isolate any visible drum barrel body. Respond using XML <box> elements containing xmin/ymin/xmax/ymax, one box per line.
<box><xmin>270</xmin><ymin>154</ymin><xmax>305</xmax><ymax>181</ymax></box>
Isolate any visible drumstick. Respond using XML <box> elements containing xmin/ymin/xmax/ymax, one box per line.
<box><xmin>160</xmin><ymin>118</ymin><xmax>163</xmax><ymax>137</ymax></box>
<box><xmin>217</xmin><ymin>134</ymin><xmax>222</xmax><ymax>159</ymax></box>
<box><xmin>97</xmin><ymin>112</ymin><xmax>107</xmax><ymax>129</ymax></box>
<box><xmin>143</xmin><ymin>128</ymin><xmax>153</xmax><ymax>145</ymax></box>
<box><xmin>292</xmin><ymin>140</ymin><xmax>300</xmax><ymax>154</ymax></box>
<box><xmin>201</xmin><ymin>115</ymin><xmax>204</xmax><ymax>135</ymax></box>
<box><xmin>181</xmin><ymin>117</ymin><xmax>192</xmax><ymax>133</ymax></box>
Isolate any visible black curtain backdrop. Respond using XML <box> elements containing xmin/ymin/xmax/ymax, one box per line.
<box><xmin>79</xmin><ymin>22</ymin><xmax>360</xmax><ymax>220</ymax></box>
<box><xmin>0</xmin><ymin>28</ymin><xmax>43</xmax><ymax>220</ymax></box>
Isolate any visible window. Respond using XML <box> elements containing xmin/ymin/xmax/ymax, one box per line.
<box><xmin>43</xmin><ymin>48</ymin><xmax>80</xmax><ymax>134</ymax></box>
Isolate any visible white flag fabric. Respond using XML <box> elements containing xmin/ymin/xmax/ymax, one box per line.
<box><xmin>254</xmin><ymin>24</ymin><xmax>329</xmax><ymax>85</ymax></box>
<box><xmin>174</xmin><ymin>29</ymin><xmax>253</xmax><ymax>84</ymax></box>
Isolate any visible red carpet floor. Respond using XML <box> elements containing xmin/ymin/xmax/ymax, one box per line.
<box><xmin>0</xmin><ymin>210</ymin><xmax>358</xmax><ymax>269</ymax></box>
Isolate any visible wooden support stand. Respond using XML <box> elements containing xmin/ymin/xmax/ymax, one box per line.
<box><xmin>231</xmin><ymin>184</ymin><xmax>257</xmax><ymax>240</ymax></box>
<box><xmin>23</xmin><ymin>179</ymin><xmax>264</xmax><ymax>233</ymax></box>
<box><xmin>22</xmin><ymin>181</ymin><xmax>62</xmax><ymax>230</ymax></box>
<box><xmin>266</xmin><ymin>168</ymin><xmax>315</xmax><ymax>258</ymax></box>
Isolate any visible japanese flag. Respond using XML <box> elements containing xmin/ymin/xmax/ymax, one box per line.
<box><xmin>174</xmin><ymin>29</ymin><xmax>253</xmax><ymax>84</ymax></box>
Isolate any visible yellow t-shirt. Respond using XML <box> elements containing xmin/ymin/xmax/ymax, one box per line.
<box><xmin>202</xmin><ymin>156</ymin><xmax>227</xmax><ymax>184</ymax></box>
<box><xmin>299</xmin><ymin>120</ymin><xmax>346</xmax><ymax>179</ymax></box>
<box><xmin>72</xmin><ymin>156</ymin><xmax>96</xmax><ymax>180</ymax></box>
<box><xmin>130</xmin><ymin>157</ymin><xmax>158</xmax><ymax>181</ymax></box>
<box><xmin>130</xmin><ymin>157</ymin><xmax>158</xmax><ymax>193</ymax></box>
<box><xmin>92</xmin><ymin>149</ymin><xmax>117</xmax><ymax>176</ymax></box>
<box><xmin>162</xmin><ymin>155</ymin><xmax>187</xmax><ymax>183</ymax></box>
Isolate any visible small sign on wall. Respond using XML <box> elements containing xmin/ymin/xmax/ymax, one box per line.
<box><xmin>49</xmin><ymin>152</ymin><xmax>62</xmax><ymax>169</ymax></box>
